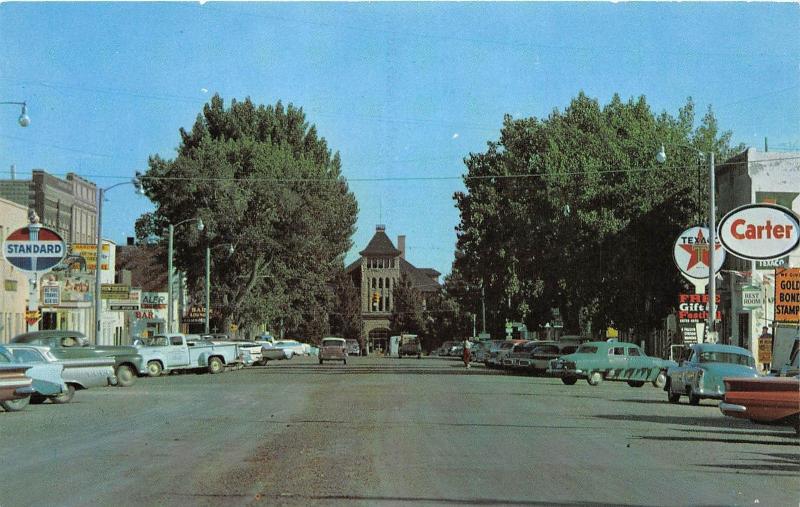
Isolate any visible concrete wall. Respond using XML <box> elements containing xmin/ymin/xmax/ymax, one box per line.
<box><xmin>0</xmin><ymin>197</ymin><xmax>30</xmax><ymax>342</ymax></box>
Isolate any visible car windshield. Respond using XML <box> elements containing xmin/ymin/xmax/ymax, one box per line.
<box><xmin>698</xmin><ymin>351</ymin><xmax>755</xmax><ymax>367</ymax></box>
<box><xmin>533</xmin><ymin>345</ymin><xmax>559</xmax><ymax>355</ymax></box>
<box><xmin>500</xmin><ymin>342</ymin><xmax>516</xmax><ymax>350</ymax></box>
<box><xmin>577</xmin><ymin>345</ymin><xmax>598</xmax><ymax>354</ymax></box>
<box><xmin>322</xmin><ymin>340</ymin><xmax>344</xmax><ymax>347</ymax></box>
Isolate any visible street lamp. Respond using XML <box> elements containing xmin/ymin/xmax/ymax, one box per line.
<box><xmin>205</xmin><ymin>242</ymin><xmax>234</xmax><ymax>334</ymax></box>
<box><xmin>95</xmin><ymin>179</ymin><xmax>146</xmax><ymax>343</ymax></box>
<box><xmin>167</xmin><ymin>217</ymin><xmax>204</xmax><ymax>333</ymax></box>
<box><xmin>0</xmin><ymin>101</ymin><xmax>30</xmax><ymax>127</ymax></box>
<box><xmin>656</xmin><ymin>143</ymin><xmax>717</xmax><ymax>341</ymax></box>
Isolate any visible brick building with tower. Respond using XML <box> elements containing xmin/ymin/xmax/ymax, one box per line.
<box><xmin>345</xmin><ymin>225</ymin><xmax>441</xmax><ymax>353</ymax></box>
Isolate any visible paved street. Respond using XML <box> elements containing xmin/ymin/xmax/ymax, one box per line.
<box><xmin>1</xmin><ymin>356</ymin><xmax>797</xmax><ymax>507</ymax></box>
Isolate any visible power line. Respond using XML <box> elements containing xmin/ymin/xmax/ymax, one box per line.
<box><xmin>1</xmin><ymin>155</ymin><xmax>798</xmax><ymax>185</ymax></box>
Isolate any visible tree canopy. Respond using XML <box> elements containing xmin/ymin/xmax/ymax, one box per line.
<box><xmin>453</xmin><ymin>92</ymin><xmax>740</xmax><ymax>338</ymax></box>
<box><xmin>139</xmin><ymin>94</ymin><xmax>358</xmax><ymax>338</ymax></box>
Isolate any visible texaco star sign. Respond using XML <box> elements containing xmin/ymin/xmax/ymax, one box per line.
<box><xmin>673</xmin><ymin>226</ymin><xmax>726</xmax><ymax>280</ymax></box>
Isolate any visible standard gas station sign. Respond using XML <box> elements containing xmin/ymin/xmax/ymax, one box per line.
<box><xmin>3</xmin><ymin>225</ymin><xmax>66</xmax><ymax>272</ymax></box>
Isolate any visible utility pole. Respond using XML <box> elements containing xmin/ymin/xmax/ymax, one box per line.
<box><xmin>481</xmin><ymin>283</ymin><xmax>486</xmax><ymax>334</ymax></box>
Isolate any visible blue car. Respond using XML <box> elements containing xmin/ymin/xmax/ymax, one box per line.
<box><xmin>0</xmin><ymin>345</ymin><xmax>66</xmax><ymax>411</ymax></box>
<box><xmin>665</xmin><ymin>343</ymin><xmax>760</xmax><ymax>405</ymax></box>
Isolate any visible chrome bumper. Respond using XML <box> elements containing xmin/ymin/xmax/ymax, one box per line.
<box><xmin>719</xmin><ymin>402</ymin><xmax>747</xmax><ymax>414</ymax></box>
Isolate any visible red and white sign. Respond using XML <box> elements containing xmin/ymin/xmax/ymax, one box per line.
<box><xmin>673</xmin><ymin>227</ymin><xmax>725</xmax><ymax>280</ymax></box>
<box><xmin>718</xmin><ymin>204</ymin><xmax>799</xmax><ymax>261</ymax></box>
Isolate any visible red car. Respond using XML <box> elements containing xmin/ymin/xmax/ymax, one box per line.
<box><xmin>719</xmin><ymin>376</ymin><xmax>800</xmax><ymax>435</ymax></box>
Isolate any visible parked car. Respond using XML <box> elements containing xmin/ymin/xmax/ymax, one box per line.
<box><xmin>502</xmin><ymin>341</ymin><xmax>538</xmax><ymax>371</ymax></box>
<box><xmin>4</xmin><ymin>344</ymin><xmax>117</xmax><ymax>404</ymax></box>
<box><xmin>272</xmin><ymin>340</ymin><xmax>308</xmax><ymax>357</ymax></box>
<box><xmin>254</xmin><ymin>334</ymin><xmax>276</xmax><ymax>346</ymax></box>
<box><xmin>665</xmin><ymin>343</ymin><xmax>760</xmax><ymax>405</ymax></box>
<box><xmin>0</xmin><ymin>345</ymin><xmax>66</xmax><ymax>411</ymax></box>
<box><xmin>470</xmin><ymin>341</ymin><xmax>489</xmax><ymax>363</ymax></box>
<box><xmin>398</xmin><ymin>335</ymin><xmax>422</xmax><ymax>359</ymax></box>
<box><xmin>486</xmin><ymin>340</ymin><xmax>527</xmax><ymax>368</ymax></box>
<box><xmin>203</xmin><ymin>335</ymin><xmax>263</xmax><ymax>366</ymax></box>
<box><xmin>0</xmin><ymin>349</ymin><xmax>35</xmax><ymax>412</ymax></box>
<box><xmin>345</xmin><ymin>339</ymin><xmax>361</xmax><ymax>356</ymax></box>
<box><xmin>719</xmin><ymin>375</ymin><xmax>800</xmax><ymax>435</ymax></box>
<box><xmin>529</xmin><ymin>342</ymin><xmax>579</xmax><ymax>374</ymax></box>
<box><xmin>436</xmin><ymin>341</ymin><xmax>456</xmax><ymax>356</ymax></box>
<box><xmin>133</xmin><ymin>334</ymin><xmax>242</xmax><ymax>376</ymax></box>
<box><xmin>11</xmin><ymin>330</ymin><xmax>142</xmax><ymax>387</ymax></box>
<box><xmin>261</xmin><ymin>342</ymin><xmax>292</xmax><ymax>361</ymax></box>
<box><xmin>319</xmin><ymin>337</ymin><xmax>348</xmax><ymax>364</ymax></box>
<box><xmin>549</xmin><ymin>340</ymin><xmax>675</xmax><ymax>387</ymax></box>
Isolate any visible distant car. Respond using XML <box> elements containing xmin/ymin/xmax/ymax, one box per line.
<box><xmin>502</xmin><ymin>341</ymin><xmax>538</xmax><ymax>371</ymax></box>
<box><xmin>272</xmin><ymin>340</ymin><xmax>306</xmax><ymax>357</ymax></box>
<box><xmin>261</xmin><ymin>342</ymin><xmax>292</xmax><ymax>361</ymax></box>
<box><xmin>398</xmin><ymin>335</ymin><xmax>422</xmax><ymax>359</ymax></box>
<box><xmin>4</xmin><ymin>344</ymin><xmax>117</xmax><ymax>404</ymax></box>
<box><xmin>529</xmin><ymin>342</ymin><xmax>579</xmax><ymax>374</ymax></box>
<box><xmin>486</xmin><ymin>340</ymin><xmax>526</xmax><ymax>368</ymax></box>
<box><xmin>319</xmin><ymin>337</ymin><xmax>348</xmax><ymax>365</ymax></box>
<box><xmin>470</xmin><ymin>341</ymin><xmax>490</xmax><ymax>363</ymax></box>
<box><xmin>345</xmin><ymin>339</ymin><xmax>361</xmax><ymax>356</ymax></box>
<box><xmin>719</xmin><ymin>376</ymin><xmax>800</xmax><ymax>435</ymax></box>
<box><xmin>665</xmin><ymin>343</ymin><xmax>760</xmax><ymax>405</ymax></box>
<box><xmin>436</xmin><ymin>341</ymin><xmax>457</xmax><ymax>356</ymax></box>
<box><xmin>549</xmin><ymin>340</ymin><xmax>675</xmax><ymax>387</ymax></box>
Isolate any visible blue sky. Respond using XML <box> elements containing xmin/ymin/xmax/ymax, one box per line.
<box><xmin>1</xmin><ymin>2</ymin><xmax>798</xmax><ymax>278</ymax></box>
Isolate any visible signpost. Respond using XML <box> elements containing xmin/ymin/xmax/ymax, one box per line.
<box><xmin>2</xmin><ymin>214</ymin><xmax>66</xmax><ymax>332</ymax></box>
<box><xmin>101</xmin><ymin>284</ymin><xmax>130</xmax><ymax>300</ymax></box>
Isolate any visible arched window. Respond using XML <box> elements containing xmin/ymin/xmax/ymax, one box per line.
<box><xmin>385</xmin><ymin>277</ymin><xmax>390</xmax><ymax>289</ymax></box>
<box><xmin>378</xmin><ymin>295</ymin><xmax>384</xmax><ymax>312</ymax></box>
<box><xmin>371</xmin><ymin>278</ymin><xmax>376</xmax><ymax>289</ymax></box>
<box><xmin>378</xmin><ymin>278</ymin><xmax>383</xmax><ymax>289</ymax></box>
<box><xmin>385</xmin><ymin>295</ymin><xmax>390</xmax><ymax>311</ymax></box>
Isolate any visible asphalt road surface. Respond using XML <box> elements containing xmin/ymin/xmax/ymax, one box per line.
<box><xmin>1</xmin><ymin>356</ymin><xmax>797</xmax><ymax>507</ymax></box>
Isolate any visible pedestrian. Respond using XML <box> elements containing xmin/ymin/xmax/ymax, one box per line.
<box><xmin>463</xmin><ymin>337</ymin><xmax>472</xmax><ymax>368</ymax></box>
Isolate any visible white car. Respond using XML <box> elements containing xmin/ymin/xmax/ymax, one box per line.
<box><xmin>272</xmin><ymin>340</ymin><xmax>307</xmax><ymax>357</ymax></box>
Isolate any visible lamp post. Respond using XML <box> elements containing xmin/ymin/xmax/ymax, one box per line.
<box><xmin>205</xmin><ymin>242</ymin><xmax>234</xmax><ymax>334</ymax></box>
<box><xmin>0</xmin><ymin>101</ymin><xmax>30</xmax><ymax>127</ymax></box>
<box><xmin>657</xmin><ymin>144</ymin><xmax>717</xmax><ymax>341</ymax></box>
<box><xmin>95</xmin><ymin>179</ymin><xmax>145</xmax><ymax>344</ymax></box>
<box><xmin>166</xmin><ymin>218</ymin><xmax>204</xmax><ymax>333</ymax></box>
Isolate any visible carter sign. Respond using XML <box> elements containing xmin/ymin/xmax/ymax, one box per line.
<box><xmin>718</xmin><ymin>204</ymin><xmax>799</xmax><ymax>261</ymax></box>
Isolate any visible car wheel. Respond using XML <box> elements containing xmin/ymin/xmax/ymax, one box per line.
<box><xmin>561</xmin><ymin>376</ymin><xmax>578</xmax><ymax>386</ymax></box>
<box><xmin>147</xmin><ymin>361</ymin><xmax>163</xmax><ymax>377</ymax></box>
<box><xmin>668</xmin><ymin>389</ymin><xmax>681</xmax><ymax>403</ymax></box>
<box><xmin>30</xmin><ymin>394</ymin><xmax>46</xmax><ymax>405</ymax></box>
<box><xmin>627</xmin><ymin>380</ymin><xmax>645</xmax><ymax>388</ymax></box>
<box><xmin>652</xmin><ymin>371</ymin><xmax>667</xmax><ymax>389</ymax></box>
<box><xmin>115</xmin><ymin>365</ymin><xmax>136</xmax><ymax>387</ymax></box>
<box><xmin>587</xmin><ymin>371</ymin><xmax>603</xmax><ymax>386</ymax></box>
<box><xmin>50</xmin><ymin>385</ymin><xmax>76</xmax><ymax>404</ymax></box>
<box><xmin>207</xmin><ymin>356</ymin><xmax>224</xmax><ymax>374</ymax></box>
<box><xmin>1</xmin><ymin>396</ymin><xmax>31</xmax><ymax>412</ymax></box>
<box><xmin>688</xmin><ymin>388</ymin><xmax>700</xmax><ymax>405</ymax></box>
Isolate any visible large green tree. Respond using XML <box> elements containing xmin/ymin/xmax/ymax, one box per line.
<box><xmin>139</xmin><ymin>95</ymin><xmax>358</xmax><ymax>335</ymax></box>
<box><xmin>454</xmin><ymin>92</ymin><xmax>740</xmax><ymax>337</ymax></box>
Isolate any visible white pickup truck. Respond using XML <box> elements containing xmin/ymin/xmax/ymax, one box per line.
<box><xmin>133</xmin><ymin>334</ymin><xmax>245</xmax><ymax>376</ymax></box>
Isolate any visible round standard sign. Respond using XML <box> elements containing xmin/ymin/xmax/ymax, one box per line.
<box><xmin>3</xmin><ymin>225</ymin><xmax>66</xmax><ymax>272</ymax></box>
<box><xmin>717</xmin><ymin>203</ymin><xmax>799</xmax><ymax>261</ymax></box>
<box><xmin>673</xmin><ymin>226</ymin><xmax>726</xmax><ymax>280</ymax></box>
